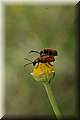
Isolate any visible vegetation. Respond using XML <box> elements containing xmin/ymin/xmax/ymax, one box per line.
<box><xmin>5</xmin><ymin>5</ymin><xmax>76</xmax><ymax>117</ymax></box>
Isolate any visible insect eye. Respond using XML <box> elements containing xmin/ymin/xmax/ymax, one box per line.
<box><xmin>40</xmin><ymin>51</ymin><xmax>43</xmax><ymax>55</ymax></box>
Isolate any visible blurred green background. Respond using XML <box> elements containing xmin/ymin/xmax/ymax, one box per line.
<box><xmin>5</xmin><ymin>5</ymin><xmax>76</xmax><ymax>117</ymax></box>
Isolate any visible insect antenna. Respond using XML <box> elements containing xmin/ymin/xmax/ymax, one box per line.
<box><xmin>24</xmin><ymin>58</ymin><xmax>33</xmax><ymax>67</ymax></box>
<box><xmin>24</xmin><ymin>63</ymin><xmax>32</xmax><ymax>67</ymax></box>
<box><xmin>29</xmin><ymin>50</ymin><xmax>40</xmax><ymax>54</ymax></box>
<box><xmin>24</xmin><ymin>58</ymin><xmax>33</xmax><ymax>63</ymax></box>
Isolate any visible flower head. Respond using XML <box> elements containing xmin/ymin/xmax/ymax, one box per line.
<box><xmin>31</xmin><ymin>63</ymin><xmax>55</xmax><ymax>83</ymax></box>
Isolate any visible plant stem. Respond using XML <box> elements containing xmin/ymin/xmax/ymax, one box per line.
<box><xmin>43</xmin><ymin>82</ymin><xmax>61</xmax><ymax>118</ymax></box>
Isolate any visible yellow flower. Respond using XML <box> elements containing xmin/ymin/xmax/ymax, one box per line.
<box><xmin>31</xmin><ymin>63</ymin><xmax>55</xmax><ymax>83</ymax></box>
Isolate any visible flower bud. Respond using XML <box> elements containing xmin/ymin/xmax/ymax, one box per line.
<box><xmin>31</xmin><ymin>63</ymin><xmax>55</xmax><ymax>83</ymax></box>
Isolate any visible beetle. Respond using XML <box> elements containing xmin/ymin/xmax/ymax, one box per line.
<box><xmin>24</xmin><ymin>55</ymin><xmax>55</xmax><ymax>67</ymax></box>
<box><xmin>29</xmin><ymin>48</ymin><xmax>58</xmax><ymax>57</ymax></box>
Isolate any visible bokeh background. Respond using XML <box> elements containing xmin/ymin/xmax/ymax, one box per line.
<box><xmin>5</xmin><ymin>4</ymin><xmax>76</xmax><ymax>117</ymax></box>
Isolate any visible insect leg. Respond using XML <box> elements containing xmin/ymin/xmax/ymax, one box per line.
<box><xmin>29</xmin><ymin>50</ymin><xmax>40</xmax><ymax>54</ymax></box>
<box><xmin>48</xmin><ymin>62</ymin><xmax>53</xmax><ymax>66</ymax></box>
<box><xmin>24</xmin><ymin>63</ymin><xmax>32</xmax><ymax>67</ymax></box>
<box><xmin>24</xmin><ymin>58</ymin><xmax>33</xmax><ymax>63</ymax></box>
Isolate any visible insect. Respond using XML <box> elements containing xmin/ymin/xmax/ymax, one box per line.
<box><xmin>24</xmin><ymin>55</ymin><xmax>55</xmax><ymax>67</ymax></box>
<box><xmin>29</xmin><ymin>48</ymin><xmax>58</xmax><ymax>57</ymax></box>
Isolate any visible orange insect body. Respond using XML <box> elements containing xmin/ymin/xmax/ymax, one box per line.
<box><xmin>33</xmin><ymin>55</ymin><xmax>55</xmax><ymax>66</ymax></box>
<box><xmin>35</xmin><ymin>55</ymin><xmax>55</xmax><ymax>63</ymax></box>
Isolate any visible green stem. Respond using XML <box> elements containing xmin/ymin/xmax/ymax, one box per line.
<box><xmin>43</xmin><ymin>82</ymin><xmax>61</xmax><ymax>118</ymax></box>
